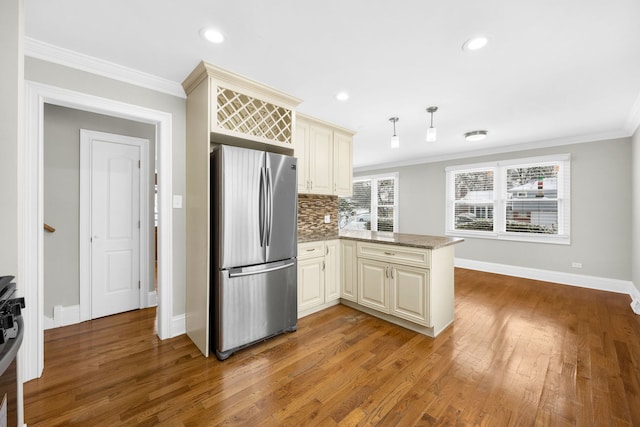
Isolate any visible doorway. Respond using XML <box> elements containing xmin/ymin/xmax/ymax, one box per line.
<box><xmin>22</xmin><ymin>81</ymin><xmax>175</xmax><ymax>382</ymax></box>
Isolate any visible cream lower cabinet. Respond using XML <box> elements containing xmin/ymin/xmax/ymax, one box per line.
<box><xmin>340</xmin><ymin>240</ymin><xmax>357</xmax><ymax>302</ymax></box>
<box><xmin>357</xmin><ymin>258</ymin><xmax>389</xmax><ymax>312</ymax></box>
<box><xmin>356</xmin><ymin>242</ymin><xmax>433</xmax><ymax>327</ymax></box>
<box><xmin>298</xmin><ymin>256</ymin><xmax>325</xmax><ymax>312</ymax></box>
<box><xmin>389</xmin><ymin>264</ymin><xmax>430</xmax><ymax>326</ymax></box>
<box><xmin>356</xmin><ymin>259</ymin><xmax>430</xmax><ymax>325</ymax></box>
<box><xmin>324</xmin><ymin>240</ymin><xmax>340</xmax><ymax>301</ymax></box>
<box><xmin>297</xmin><ymin>240</ymin><xmax>340</xmax><ymax>316</ymax></box>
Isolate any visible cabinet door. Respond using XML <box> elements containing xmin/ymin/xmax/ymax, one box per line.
<box><xmin>390</xmin><ymin>264</ymin><xmax>430</xmax><ymax>326</ymax></box>
<box><xmin>298</xmin><ymin>257</ymin><xmax>325</xmax><ymax>312</ymax></box>
<box><xmin>295</xmin><ymin>120</ymin><xmax>310</xmax><ymax>194</ymax></box>
<box><xmin>308</xmin><ymin>125</ymin><xmax>333</xmax><ymax>195</ymax></box>
<box><xmin>357</xmin><ymin>258</ymin><xmax>389</xmax><ymax>313</ymax></box>
<box><xmin>333</xmin><ymin>131</ymin><xmax>353</xmax><ymax>196</ymax></box>
<box><xmin>340</xmin><ymin>240</ymin><xmax>357</xmax><ymax>302</ymax></box>
<box><xmin>324</xmin><ymin>240</ymin><xmax>340</xmax><ymax>302</ymax></box>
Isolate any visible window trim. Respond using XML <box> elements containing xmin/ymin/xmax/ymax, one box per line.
<box><xmin>445</xmin><ymin>154</ymin><xmax>571</xmax><ymax>245</ymax></box>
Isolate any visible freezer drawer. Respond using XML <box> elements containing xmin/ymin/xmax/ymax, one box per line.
<box><xmin>213</xmin><ymin>259</ymin><xmax>297</xmax><ymax>360</ymax></box>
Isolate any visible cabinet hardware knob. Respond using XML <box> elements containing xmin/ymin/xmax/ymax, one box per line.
<box><xmin>306</xmin><ymin>248</ymin><xmax>315</xmax><ymax>252</ymax></box>
<box><xmin>323</xmin><ymin>261</ymin><xmax>325</xmax><ymax>271</ymax></box>
<box><xmin>384</xmin><ymin>252</ymin><xmax>395</xmax><ymax>256</ymax></box>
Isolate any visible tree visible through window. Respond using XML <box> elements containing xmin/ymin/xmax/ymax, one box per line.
<box><xmin>339</xmin><ymin>174</ymin><xmax>398</xmax><ymax>232</ymax></box>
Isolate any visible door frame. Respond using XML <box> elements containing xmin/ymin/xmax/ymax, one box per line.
<box><xmin>21</xmin><ymin>80</ymin><xmax>174</xmax><ymax>382</ymax></box>
<box><xmin>79</xmin><ymin>129</ymin><xmax>150</xmax><ymax>321</ymax></box>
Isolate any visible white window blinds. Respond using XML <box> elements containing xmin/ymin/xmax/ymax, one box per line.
<box><xmin>339</xmin><ymin>173</ymin><xmax>398</xmax><ymax>232</ymax></box>
<box><xmin>446</xmin><ymin>155</ymin><xmax>571</xmax><ymax>244</ymax></box>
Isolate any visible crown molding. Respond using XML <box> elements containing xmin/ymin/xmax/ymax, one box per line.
<box><xmin>24</xmin><ymin>37</ymin><xmax>186</xmax><ymax>99</ymax></box>
<box><xmin>354</xmin><ymin>129</ymin><xmax>630</xmax><ymax>173</ymax></box>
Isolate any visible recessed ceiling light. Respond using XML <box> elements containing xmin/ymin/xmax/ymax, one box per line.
<box><xmin>201</xmin><ymin>28</ymin><xmax>224</xmax><ymax>44</ymax></box>
<box><xmin>336</xmin><ymin>91</ymin><xmax>349</xmax><ymax>101</ymax></box>
<box><xmin>464</xmin><ymin>130</ymin><xmax>488</xmax><ymax>141</ymax></box>
<box><xmin>462</xmin><ymin>36</ymin><xmax>488</xmax><ymax>51</ymax></box>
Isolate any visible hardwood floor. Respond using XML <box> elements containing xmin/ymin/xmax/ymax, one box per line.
<box><xmin>24</xmin><ymin>269</ymin><xmax>640</xmax><ymax>426</ymax></box>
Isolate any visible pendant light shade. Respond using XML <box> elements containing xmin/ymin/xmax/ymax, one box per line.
<box><xmin>426</xmin><ymin>127</ymin><xmax>437</xmax><ymax>142</ymax></box>
<box><xmin>389</xmin><ymin>117</ymin><xmax>400</xmax><ymax>148</ymax></box>
<box><xmin>426</xmin><ymin>106</ymin><xmax>438</xmax><ymax>142</ymax></box>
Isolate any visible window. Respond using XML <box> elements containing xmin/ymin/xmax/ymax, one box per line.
<box><xmin>339</xmin><ymin>173</ymin><xmax>399</xmax><ymax>232</ymax></box>
<box><xmin>446</xmin><ymin>154</ymin><xmax>570</xmax><ymax>244</ymax></box>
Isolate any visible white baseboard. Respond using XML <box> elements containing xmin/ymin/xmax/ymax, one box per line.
<box><xmin>44</xmin><ymin>304</ymin><xmax>81</xmax><ymax>330</ymax></box>
<box><xmin>147</xmin><ymin>291</ymin><xmax>158</xmax><ymax>307</ymax></box>
<box><xmin>456</xmin><ymin>258</ymin><xmax>637</xmax><ymax>300</ymax></box>
<box><xmin>44</xmin><ymin>299</ymin><xmax>186</xmax><ymax>332</ymax></box>
<box><xmin>630</xmin><ymin>285</ymin><xmax>640</xmax><ymax>314</ymax></box>
<box><xmin>172</xmin><ymin>313</ymin><xmax>186</xmax><ymax>337</ymax></box>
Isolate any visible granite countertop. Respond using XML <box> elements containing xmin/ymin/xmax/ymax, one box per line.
<box><xmin>299</xmin><ymin>230</ymin><xmax>463</xmax><ymax>249</ymax></box>
<box><xmin>298</xmin><ymin>234</ymin><xmax>340</xmax><ymax>243</ymax></box>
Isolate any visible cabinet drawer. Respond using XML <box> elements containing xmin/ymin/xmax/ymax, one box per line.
<box><xmin>298</xmin><ymin>241</ymin><xmax>325</xmax><ymax>259</ymax></box>
<box><xmin>357</xmin><ymin>242</ymin><xmax>430</xmax><ymax>268</ymax></box>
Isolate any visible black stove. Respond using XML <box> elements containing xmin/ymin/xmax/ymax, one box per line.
<box><xmin>0</xmin><ymin>275</ymin><xmax>25</xmax><ymax>427</ymax></box>
<box><xmin>0</xmin><ymin>276</ymin><xmax>24</xmax><ymax>344</ymax></box>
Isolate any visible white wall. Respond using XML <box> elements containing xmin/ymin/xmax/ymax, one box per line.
<box><xmin>633</xmin><ymin>128</ymin><xmax>640</xmax><ymax>293</ymax></box>
<box><xmin>357</xmin><ymin>137</ymin><xmax>633</xmax><ymax>282</ymax></box>
<box><xmin>25</xmin><ymin>56</ymin><xmax>188</xmax><ymax>315</ymax></box>
<box><xmin>0</xmin><ymin>1</ymin><xmax>25</xmax><ymax>424</ymax></box>
<box><xmin>0</xmin><ymin>0</ymin><xmax>23</xmax><ymax>279</ymax></box>
<box><xmin>43</xmin><ymin>104</ymin><xmax>156</xmax><ymax>317</ymax></box>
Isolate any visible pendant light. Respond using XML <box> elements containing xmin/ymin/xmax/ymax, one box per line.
<box><xmin>389</xmin><ymin>117</ymin><xmax>400</xmax><ymax>148</ymax></box>
<box><xmin>426</xmin><ymin>106</ymin><xmax>438</xmax><ymax>142</ymax></box>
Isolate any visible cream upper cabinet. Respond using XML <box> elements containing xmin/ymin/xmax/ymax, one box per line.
<box><xmin>333</xmin><ymin>131</ymin><xmax>353</xmax><ymax>196</ymax></box>
<box><xmin>295</xmin><ymin>120</ymin><xmax>309</xmax><ymax>194</ymax></box>
<box><xmin>295</xmin><ymin>114</ymin><xmax>354</xmax><ymax>196</ymax></box>
<box><xmin>183</xmin><ymin>61</ymin><xmax>301</xmax><ymax>151</ymax></box>
<box><xmin>308</xmin><ymin>125</ymin><xmax>333</xmax><ymax>195</ymax></box>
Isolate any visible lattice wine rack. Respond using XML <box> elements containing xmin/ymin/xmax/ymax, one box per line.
<box><xmin>216</xmin><ymin>87</ymin><xmax>293</xmax><ymax>145</ymax></box>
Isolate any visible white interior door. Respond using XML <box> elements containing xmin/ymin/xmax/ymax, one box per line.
<box><xmin>88</xmin><ymin>134</ymin><xmax>143</xmax><ymax>318</ymax></box>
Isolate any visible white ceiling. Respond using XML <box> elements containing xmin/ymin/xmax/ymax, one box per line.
<box><xmin>25</xmin><ymin>0</ymin><xmax>640</xmax><ymax>170</ymax></box>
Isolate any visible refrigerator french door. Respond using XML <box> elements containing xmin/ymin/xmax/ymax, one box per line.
<box><xmin>211</xmin><ymin>145</ymin><xmax>298</xmax><ymax>361</ymax></box>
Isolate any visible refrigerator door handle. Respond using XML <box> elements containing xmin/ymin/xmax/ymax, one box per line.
<box><xmin>228</xmin><ymin>261</ymin><xmax>295</xmax><ymax>278</ymax></box>
<box><xmin>266</xmin><ymin>167</ymin><xmax>273</xmax><ymax>246</ymax></box>
<box><xmin>259</xmin><ymin>167</ymin><xmax>266</xmax><ymax>247</ymax></box>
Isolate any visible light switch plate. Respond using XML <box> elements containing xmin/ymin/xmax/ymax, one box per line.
<box><xmin>324</xmin><ymin>215</ymin><xmax>330</xmax><ymax>224</ymax></box>
<box><xmin>173</xmin><ymin>195</ymin><xmax>183</xmax><ymax>209</ymax></box>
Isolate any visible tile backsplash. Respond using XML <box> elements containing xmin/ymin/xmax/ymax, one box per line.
<box><xmin>298</xmin><ymin>194</ymin><xmax>338</xmax><ymax>239</ymax></box>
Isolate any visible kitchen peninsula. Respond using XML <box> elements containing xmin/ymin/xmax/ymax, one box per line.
<box><xmin>297</xmin><ymin>230</ymin><xmax>463</xmax><ymax>338</ymax></box>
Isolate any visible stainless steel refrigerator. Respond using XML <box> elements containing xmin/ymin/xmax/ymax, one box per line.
<box><xmin>211</xmin><ymin>145</ymin><xmax>298</xmax><ymax>360</ymax></box>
